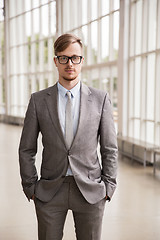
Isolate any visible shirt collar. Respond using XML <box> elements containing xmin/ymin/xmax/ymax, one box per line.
<box><xmin>57</xmin><ymin>81</ymin><xmax>80</xmax><ymax>98</ymax></box>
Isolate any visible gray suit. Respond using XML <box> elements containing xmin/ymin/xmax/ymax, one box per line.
<box><xmin>19</xmin><ymin>82</ymin><xmax>118</xmax><ymax>239</ymax></box>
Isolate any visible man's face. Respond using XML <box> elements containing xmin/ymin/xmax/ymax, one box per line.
<box><xmin>54</xmin><ymin>42</ymin><xmax>84</xmax><ymax>83</ymax></box>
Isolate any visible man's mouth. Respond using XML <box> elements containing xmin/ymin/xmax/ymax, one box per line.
<box><xmin>65</xmin><ymin>68</ymin><xmax>74</xmax><ymax>73</ymax></box>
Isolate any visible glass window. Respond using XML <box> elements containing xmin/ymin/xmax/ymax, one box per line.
<box><xmin>157</xmin><ymin>3</ymin><xmax>160</xmax><ymax>49</ymax></box>
<box><xmin>48</xmin><ymin>38</ymin><xmax>54</xmax><ymax>70</ymax></box>
<box><xmin>10</xmin><ymin>19</ymin><xmax>17</xmax><ymax>46</ymax></box>
<box><xmin>142</xmin><ymin>0</ymin><xmax>147</xmax><ymax>53</ymax></box>
<box><xmin>17</xmin><ymin>16</ymin><xmax>24</xmax><ymax>45</ymax></box>
<box><xmin>128</xmin><ymin>0</ymin><xmax>160</xmax><ymax>145</ymax></box>
<box><xmin>146</xmin><ymin>122</ymin><xmax>154</xmax><ymax>144</ymax></box>
<box><xmin>36</xmin><ymin>40</ymin><xmax>39</xmax><ymax>66</ymax></box>
<box><xmin>92</xmin><ymin>78</ymin><xmax>99</xmax><ymax>88</ymax></box>
<box><xmin>101</xmin><ymin>78</ymin><xmax>110</xmax><ymax>92</ymax></box>
<box><xmin>134</xmin><ymin>119</ymin><xmax>140</xmax><ymax>139</ymax></box>
<box><xmin>16</xmin><ymin>0</ymin><xmax>23</xmax><ymax>15</ymax></box>
<box><xmin>100</xmin><ymin>67</ymin><xmax>110</xmax><ymax>93</ymax></box>
<box><xmin>147</xmin><ymin>54</ymin><xmax>155</xmax><ymax>120</ymax></box>
<box><xmin>114</xmin><ymin>0</ymin><xmax>120</xmax><ymax>10</ymax></box>
<box><xmin>91</xmin><ymin>21</ymin><xmax>98</xmax><ymax>64</ymax></box>
<box><xmin>33</xmin><ymin>8</ymin><xmax>40</xmax><ymax>35</ymax></box>
<box><xmin>50</xmin><ymin>1</ymin><xmax>56</xmax><ymax>35</ymax></box>
<box><xmin>1</xmin><ymin>0</ymin><xmax>120</xmax><ymax>120</ymax></box>
<box><xmin>157</xmin><ymin>125</ymin><xmax>160</xmax><ymax>145</ymax></box>
<box><xmin>44</xmin><ymin>39</ymin><xmax>48</xmax><ymax>64</ymax></box>
<box><xmin>82</xmin><ymin>0</ymin><xmax>88</xmax><ymax>24</ymax></box>
<box><xmin>135</xmin><ymin>0</ymin><xmax>142</xmax><ymax>55</ymax></box>
<box><xmin>39</xmin><ymin>40</ymin><xmax>44</xmax><ymax>70</ymax></box>
<box><xmin>9</xmin><ymin>0</ymin><xmax>16</xmax><ymax>18</ymax></box>
<box><xmin>33</xmin><ymin>0</ymin><xmax>40</xmax><ymax>8</ymax></box>
<box><xmin>10</xmin><ymin>48</ymin><xmax>17</xmax><ymax>75</ymax></box>
<box><xmin>148</xmin><ymin>0</ymin><xmax>157</xmax><ymax>51</ymax></box>
<box><xmin>41</xmin><ymin>4</ymin><xmax>49</xmax><ymax>37</ymax></box>
<box><xmin>0</xmin><ymin>1</ymin><xmax>3</xmax><ymax>8</ymax></box>
<box><xmin>157</xmin><ymin>54</ymin><xmax>160</xmax><ymax>122</ymax></box>
<box><xmin>27</xmin><ymin>36</ymin><xmax>31</xmax><ymax>65</ymax></box>
<box><xmin>81</xmin><ymin>26</ymin><xmax>88</xmax><ymax>65</ymax></box>
<box><xmin>113</xmin><ymin>11</ymin><xmax>119</xmax><ymax>59</ymax></box>
<box><xmin>2</xmin><ymin>78</ymin><xmax>5</xmax><ymax>103</ymax></box>
<box><xmin>130</xmin><ymin>2</ymin><xmax>135</xmax><ymax>56</ymax></box>
<box><xmin>0</xmin><ymin>8</ymin><xmax>4</xmax><ymax>21</ymax></box>
<box><xmin>25</xmin><ymin>0</ymin><xmax>31</xmax><ymax>11</ymax></box>
<box><xmin>18</xmin><ymin>46</ymin><xmax>23</xmax><ymax>74</ymax></box>
<box><xmin>81</xmin><ymin>71</ymin><xmax>88</xmax><ymax>85</ymax></box>
<box><xmin>91</xmin><ymin>0</ymin><xmax>98</xmax><ymax>21</ymax></box>
<box><xmin>134</xmin><ymin>57</ymin><xmax>141</xmax><ymax>118</ymax></box>
<box><xmin>25</xmin><ymin>12</ymin><xmax>31</xmax><ymax>37</ymax></box>
<box><xmin>71</xmin><ymin>0</ymin><xmax>78</xmax><ymax>29</ymax></box>
<box><xmin>41</xmin><ymin>0</ymin><xmax>48</xmax><ymax>5</ymax></box>
<box><xmin>101</xmin><ymin>16</ymin><xmax>109</xmax><ymax>62</ymax></box>
<box><xmin>62</xmin><ymin>0</ymin><xmax>71</xmax><ymax>32</ymax></box>
<box><xmin>128</xmin><ymin>60</ymin><xmax>134</xmax><ymax>118</ymax></box>
<box><xmin>60</xmin><ymin>0</ymin><xmax>119</xmax><ymax>118</ymax></box>
<box><xmin>101</xmin><ymin>0</ymin><xmax>109</xmax><ymax>16</ymax></box>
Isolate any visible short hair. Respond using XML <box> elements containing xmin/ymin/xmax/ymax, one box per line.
<box><xmin>54</xmin><ymin>33</ymin><xmax>83</xmax><ymax>56</ymax></box>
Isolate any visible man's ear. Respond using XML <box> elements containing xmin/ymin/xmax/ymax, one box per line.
<box><xmin>53</xmin><ymin>57</ymin><xmax>58</xmax><ymax>67</ymax></box>
<box><xmin>81</xmin><ymin>57</ymin><xmax>84</xmax><ymax>65</ymax></box>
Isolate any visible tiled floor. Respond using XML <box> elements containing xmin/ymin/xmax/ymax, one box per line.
<box><xmin>0</xmin><ymin>123</ymin><xmax>160</xmax><ymax>240</ymax></box>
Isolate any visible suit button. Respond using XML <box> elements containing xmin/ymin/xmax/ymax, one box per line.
<box><xmin>68</xmin><ymin>150</ymin><xmax>71</xmax><ymax>156</ymax></box>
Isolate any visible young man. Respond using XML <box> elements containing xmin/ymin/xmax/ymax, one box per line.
<box><xmin>19</xmin><ymin>33</ymin><xmax>118</xmax><ymax>240</ymax></box>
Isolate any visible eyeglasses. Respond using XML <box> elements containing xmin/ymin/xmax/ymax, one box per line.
<box><xmin>56</xmin><ymin>55</ymin><xmax>83</xmax><ymax>64</ymax></box>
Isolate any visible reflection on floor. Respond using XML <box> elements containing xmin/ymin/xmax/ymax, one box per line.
<box><xmin>0</xmin><ymin>123</ymin><xmax>160</xmax><ymax>240</ymax></box>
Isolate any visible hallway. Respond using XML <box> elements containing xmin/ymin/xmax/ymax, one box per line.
<box><xmin>0</xmin><ymin>123</ymin><xmax>160</xmax><ymax>240</ymax></box>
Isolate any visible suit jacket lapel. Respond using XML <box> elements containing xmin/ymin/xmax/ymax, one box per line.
<box><xmin>72</xmin><ymin>83</ymin><xmax>92</xmax><ymax>146</ymax></box>
<box><xmin>44</xmin><ymin>82</ymin><xmax>92</xmax><ymax>149</ymax></box>
<box><xmin>44</xmin><ymin>83</ymin><xmax>66</xmax><ymax>148</ymax></box>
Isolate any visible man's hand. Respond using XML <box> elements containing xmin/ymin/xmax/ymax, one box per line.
<box><xmin>31</xmin><ymin>195</ymin><xmax>35</xmax><ymax>201</ymax></box>
<box><xmin>105</xmin><ymin>196</ymin><xmax>110</xmax><ymax>201</ymax></box>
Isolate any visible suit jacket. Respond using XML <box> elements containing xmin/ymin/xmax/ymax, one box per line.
<box><xmin>19</xmin><ymin>82</ymin><xmax>118</xmax><ymax>204</ymax></box>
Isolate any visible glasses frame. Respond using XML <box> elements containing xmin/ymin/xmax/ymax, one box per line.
<box><xmin>55</xmin><ymin>55</ymin><xmax>83</xmax><ymax>64</ymax></box>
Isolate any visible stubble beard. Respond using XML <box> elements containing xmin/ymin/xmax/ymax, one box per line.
<box><xmin>63</xmin><ymin>71</ymin><xmax>78</xmax><ymax>81</ymax></box>
<box><xmin>63</xmin><ymin>76</ymin><xmax>77</xmax><ymax>81</ymax></box>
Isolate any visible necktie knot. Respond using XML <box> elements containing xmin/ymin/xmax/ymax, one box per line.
<box><xmin>66</xmin><ymin>91</ymin><xmax>72</xmax><ymax>99</ymax></box>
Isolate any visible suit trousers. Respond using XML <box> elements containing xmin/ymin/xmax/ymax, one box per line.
<box><xmin>34</xmin><ymin>176</ymin><xmax>106</xmax><ymax>240</ymax></box>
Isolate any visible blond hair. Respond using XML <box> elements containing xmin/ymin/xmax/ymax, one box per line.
<box><xmin>54</xmin><ymin>33</ymin><xmax>83</xmax><ymax>55</ymax></box>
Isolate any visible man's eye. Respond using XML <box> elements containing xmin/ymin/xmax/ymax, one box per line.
<box><xmin>72</xmin><ymin>56</ymin><xmax>78</xmax><ymax>60</ymax></box>
<box><xmin>61</xmin><ymin>57</ymin><xmax>67</xmax><ymax>60</ymax></box>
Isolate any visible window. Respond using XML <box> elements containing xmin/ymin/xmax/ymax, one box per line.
<box><xmin>0</xmin><ymin>0</ymin><xmax>4</xmax><ymax>114</ymax></box>
<box><xmin>2</xmin><ymin>0</ymin><xmax>56</xmax><ymax>117</ymax></box>
<box><xmin>128</xmin><ymin>0</ymin><xmax>160</xmax><ymax>145</ymax></box>
<box><xmin>61</xmin><ymin>0</ymin><xmax>120</xmax><ymax>121</ymax></box>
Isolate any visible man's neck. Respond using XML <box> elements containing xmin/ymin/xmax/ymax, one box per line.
<box><xmin>58</xmin><ymin>78</ymin><xmax>80</xmax><ymax>90</ymax></box>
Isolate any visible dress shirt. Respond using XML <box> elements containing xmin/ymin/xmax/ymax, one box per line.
<box><xmin>57</xmin><ymin>81</ymin><xmax>81</xmax><ymax>175</ymax></box>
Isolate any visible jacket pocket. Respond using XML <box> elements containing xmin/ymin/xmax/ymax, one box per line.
<box><xmin>88</xmin><ymin>167</ymin><xmax>101</xmax><ymax>182</ymax></box>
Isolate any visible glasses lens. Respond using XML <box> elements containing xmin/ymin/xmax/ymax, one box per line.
<box><xmin>72</xmin><ymin>56</ymin><xmax>81</xmax><ymax>64</ymax></box>
<box><xmin>57</xmin><ymin>56</ymin><xmax>82</xmax><ymax>64</ymax></box>
<box><xmin>59</xmin><ymin>56</ymin><xmax>68</xmax><ymax>64</ymax></box>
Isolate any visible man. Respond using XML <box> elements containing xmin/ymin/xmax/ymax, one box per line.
<box><xmin>19</xmin><ymin>33</ymin><xmax>118</xmax><ymax>240</ymax></box>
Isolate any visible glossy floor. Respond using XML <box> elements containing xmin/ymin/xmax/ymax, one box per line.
<box><xmin>0</xmin><ymin>123</ymin><xmax>160</xmax><ymax>240</ymax></box>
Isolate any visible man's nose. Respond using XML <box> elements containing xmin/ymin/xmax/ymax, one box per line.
<box><xmin>67</xmin><ymin>58</ymin><xmax>73</xmax><ymax>66</ymax></box>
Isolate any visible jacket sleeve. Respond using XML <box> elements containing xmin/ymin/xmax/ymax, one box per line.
<box><xmin>99</xmin><ymin>93</ymin><xmax>118</xmax><ymax>200</ymax></box>
<box><xmin>19</xmin><ymin>94</ymin><xmax>40</xmax><ymax>200</ymax></box>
